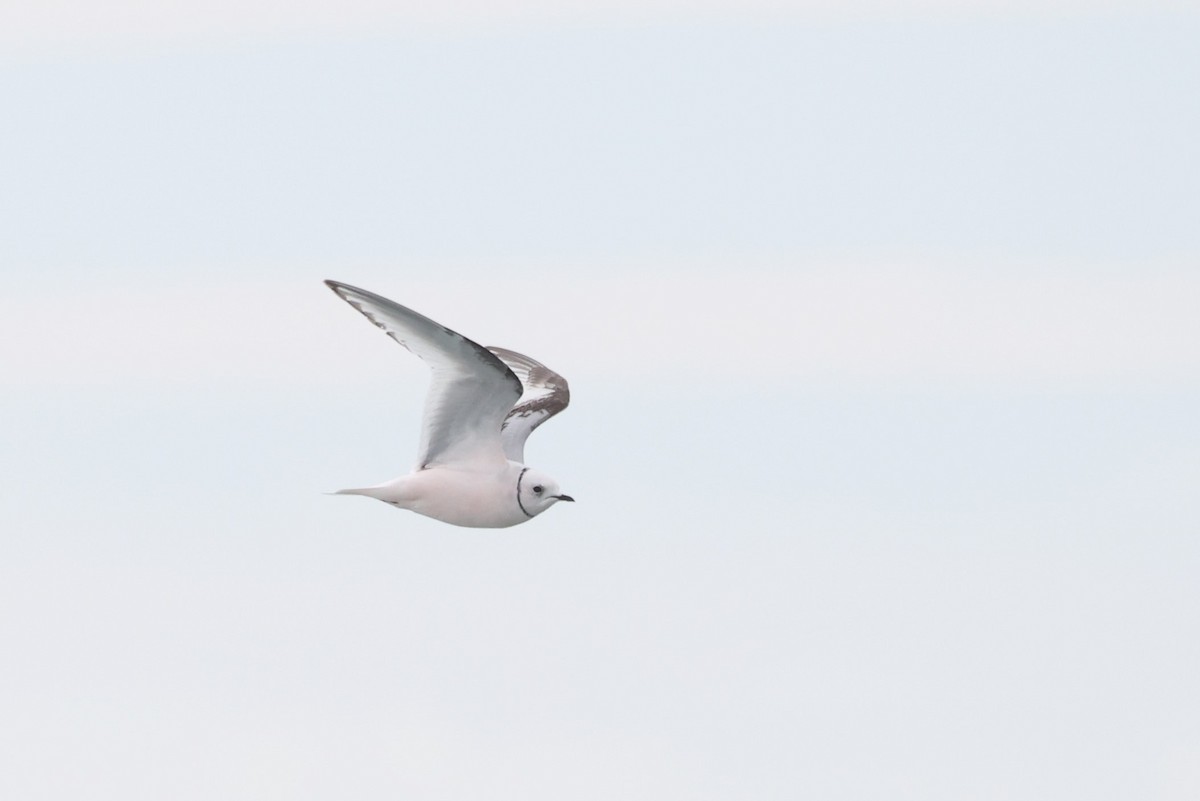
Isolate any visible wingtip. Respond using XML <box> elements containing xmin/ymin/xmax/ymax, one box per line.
<box><xmin>325</xmin><ymin>279</ymin><xmax>376</xmax><ymax>301</ymax></box>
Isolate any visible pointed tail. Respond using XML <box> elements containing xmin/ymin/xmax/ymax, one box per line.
<box><xmin>327</xmin><ymin>486</ymin><xmax>392</xmax><ymax>500</ymax></box>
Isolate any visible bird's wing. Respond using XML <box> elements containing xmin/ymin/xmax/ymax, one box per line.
<box><xmin>486</xmin><ymin>346</ymin><xmax>570</xmax><ymax>463</ymax></box>
<box><xmin>326</xmin><ymin>280</ymin><xmax>522</xmax><ymax>470</ymax></box>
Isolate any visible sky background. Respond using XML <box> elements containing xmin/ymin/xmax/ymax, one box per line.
<box><xmin>2</xmin><ymin>2</ymin><xmax>1199</xmax><ymax>799</ymax></box>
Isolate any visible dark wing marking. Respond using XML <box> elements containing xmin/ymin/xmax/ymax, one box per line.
<box><xmin>486</xmin><ymin>346</ymin><xmax>570</xmax><ymax>463</ymax></box>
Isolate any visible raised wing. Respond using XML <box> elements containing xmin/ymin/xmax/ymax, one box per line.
<box><xmin>326</xmin><ymin>280</ymin><xmax>522</xmax><ymax>470</ymax></box>
<box><xmin>486</xmin><ymin>346</ymin><xmax>570</xmax><ymax>463</ymax></box>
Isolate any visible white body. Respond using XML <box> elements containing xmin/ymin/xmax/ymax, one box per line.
<box><xmin>343</xmin><ymin>462</ymin><xmax>533</xmax><ymax>529</ymax></box>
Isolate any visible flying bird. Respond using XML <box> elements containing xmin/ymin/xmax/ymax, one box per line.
<box><xmin>324</xmin><ymin>280</ymin><xmax>574</xmax><ymax>528</ymax></box>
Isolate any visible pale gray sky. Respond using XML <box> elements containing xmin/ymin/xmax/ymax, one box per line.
<box><xmin>2</xmin><ymin>3</ymin><xmax>1199</xmax><ymax>800</ymax></box>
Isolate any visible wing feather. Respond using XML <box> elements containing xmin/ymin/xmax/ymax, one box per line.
<box><xmin>326</xmin><ymin>280</ymin><xmax>521</xmax><ymax>469</ymax></box>
<box><xmin>486</xmin><ymin>346</ymin><xmax>570</xmax><ymax>463</ymax></box>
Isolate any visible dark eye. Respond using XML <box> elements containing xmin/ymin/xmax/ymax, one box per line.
<box><xmin>533</xmin><ymin>485</ymin><xmax>544</xmax><ymax>494</ymax></box>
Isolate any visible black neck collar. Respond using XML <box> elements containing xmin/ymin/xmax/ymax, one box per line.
<box><xmin>516</xmin><ymin>467</ymin><xmax>533</xmax><ymax>518</ymax></box>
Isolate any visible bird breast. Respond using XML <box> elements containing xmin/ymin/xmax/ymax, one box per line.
<box><xmin>400</xmin><ymin>465</ymin><xmax>528</xmax><ymax>528</ymax></box>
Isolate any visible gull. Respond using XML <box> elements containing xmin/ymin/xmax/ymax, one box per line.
<box><xmin>324</xmin><ymin>280</ymin><xmax>574</xmax><ymax>528</ymax></box>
